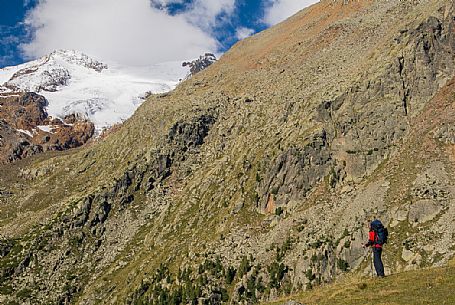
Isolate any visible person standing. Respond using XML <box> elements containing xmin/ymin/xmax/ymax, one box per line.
<box><xmin>364</xmin><ymin>219</ymin><xmax>388</xmax><ymax>277</ymax></box>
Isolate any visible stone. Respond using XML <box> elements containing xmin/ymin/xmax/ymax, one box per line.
<box><xmin>435</xmin><ymin>124</ymin><xmax>455</xmax><ymax>144</ymax></box>
<box><xmin>285</xmin><ymin>301</ymin><xmax>304</xmax><ymax>305</ymax></box>
<box><xmin>402</xmin><ymin>248</ymin><xmax>416</xmax><ymax>262</ymax></box>
<box><xmin>232</xmin><ymin>202</ymin><xmax>244</xmax><ymax>214</ymax></box>
<box><xmin>167</xmin><ymin>113</ymin><xmax>217</xmax><ymax>159</ymax></box>
<box><xmin>0</xmin><ymin>92</ymin><xmax>95</xmax><ymax>163</ymax></box>
<box><xmin>408</xmin><ymin>200</ymin><xmax>443</xmax><ymax>226</ymax></box>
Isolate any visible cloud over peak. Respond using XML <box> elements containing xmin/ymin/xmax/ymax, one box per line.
<box><xmin>22</xmin><ymin>0</ymin><xmax>221</xmax><ymax>66</ymax></box>
<box><xmin>18</xmin><ymin>0</ymin><xmax>318</xmax><ymax>67</ymax></box>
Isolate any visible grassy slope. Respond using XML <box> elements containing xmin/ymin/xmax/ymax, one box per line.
<box><xmin>267</xmin><ymin>260</ymin><xmax>455</xmax><ymax>305</ymax></box>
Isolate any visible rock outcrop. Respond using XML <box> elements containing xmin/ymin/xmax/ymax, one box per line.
<box><xmin>0</xmin><ymin>92</ymin><xmax>95</xmax><ymax>163</ymax></box>
<box><xmin>0</xmin><ymin>92</ymin><xmax>48</xmax><ymax>130</ymax></box>
<box><xmin>182</xmin><ymin>53</ymin><xmax>217</xmax><ymax>78</ymax></box>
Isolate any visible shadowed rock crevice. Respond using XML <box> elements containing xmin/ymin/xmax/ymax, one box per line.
<box><xmin>259</xmin><ymin>130</ymin><xmax>332</xmax><ymax>210</ymax></box>
<box><xmin>167</xmin><ymin>114</ymin><xmax>217</xmax><ymax>157</ymax></box>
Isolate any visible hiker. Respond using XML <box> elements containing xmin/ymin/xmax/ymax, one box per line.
<box><xmin>364</xmin><ymin>219</ymin><xmax>388</xmax><ymax>277</ymax></box>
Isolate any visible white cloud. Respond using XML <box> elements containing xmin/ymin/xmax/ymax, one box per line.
<box><xmin>150</xmin><ymin>0</ymin><xmax>236</xmax><ymax>32</ymax></box>
<box><xmin>264</xmin><ymin>0</ymin><xmax>319</xmax><ymax>26</ymax></box>
<box><xmin>151</xmin><ymin>0</ymin><xmax>185</xmax><ymax>6</ymax></box>
<box><xmin>185</xmin><ymin>0</ymin><xmax>236</xmax><ymax>30</ymax></box>
<box><xmin>21</xmin><ymin>0</ymin><xmax>232</xmax><ymax>66</ymax></box>
<box><xmin>235</xmin><ymin>27</ymin><xmax>255</xmax><ymax>40</ymax></box>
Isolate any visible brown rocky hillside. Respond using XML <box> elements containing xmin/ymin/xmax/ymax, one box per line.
<box><xmin>0</xmin><ymin>92</ymin><xmax>94</xmax><ymax>163</ymax></box>
<box><xmin>1</xmin><ymin>0</ymin><xmax>455</xmax><ymax>304</ymax></box>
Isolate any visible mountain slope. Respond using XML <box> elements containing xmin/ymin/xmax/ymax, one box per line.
<box><xmin>1</xmin><ymin>0</ymin><xmax>455</xmax><ymax>304</ymax></box>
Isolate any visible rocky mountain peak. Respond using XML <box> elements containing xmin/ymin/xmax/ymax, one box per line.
<box><xmin>46</xmin><ymin>49</ymin><xmax>108</xmax><ymax>72</ymax></box>
<box><xmin>182</xmin><ymin>53</ymin><xmax>217</xmax><ymax>77</ymax></box>
<box><xmin>3</xmin><ymin>50</ymin><xmax>108</xmax><ymax>93</ymax></box>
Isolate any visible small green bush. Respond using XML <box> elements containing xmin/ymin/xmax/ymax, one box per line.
<box><xmin>275</xmin><ymin>207</ymin><xmax>284</xmax><ymax>216</ymax></box>
<box><xmin>337</xmin><ymin>259</ymin><xmax>349</xmax><ymax>272</ymax></box>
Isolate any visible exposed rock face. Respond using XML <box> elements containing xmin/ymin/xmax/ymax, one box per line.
<box><xmin>435</xmin><ymin>123</ymin><xmax>455</xmax><ymax>144</ymax></box>
<box><xmin>35</xmin><ymin>120</ymin><xmax>95</xmax><ymax>151</ymax></box>
<box><xmin>1</xmin><ymin>1</ymin><xmax>455</xmax><ymax>304</ymax></box>
<box><xmin>0</xmin><ymin>92</ymin><xmax>95</xmax><ymax>163</ymax></box>
<box><xmin>317</xmin><ymin>13</ymin><xmax>455</xmax><ymax>182</ymax></box>
<box><xmin>0</xmin><ymin>92</ymin><xmax>48</xmax><ymax>130</ymax></box>
<box><xmin>0</xmin><ymin>120</ymin><xmax>43</xmax><ymax>162</ymax></box>
<box><xmin>259</xmin><ymin>130</ymin><xmax>332</xmax><ymax>209</ymax></box>
<box><xmin>182</xmin><ymin>53</ymin><xmax>217</xmax><ymax>77</ymax></box>
<box><xmin>167</xmin><ymin>114</ymin><xmax>217</xmax><ymax>156</ymax></box>
<box><xmin>408</xmin><ymin>199</ymin><xmax>443</xmax><ymax>225</ymax></box>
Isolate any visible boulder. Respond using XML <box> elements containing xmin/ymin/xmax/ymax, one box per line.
<box><xmin>408</xmin><ymin>200</ymin><xmax>443</xmax><ymax>226</ymax></box>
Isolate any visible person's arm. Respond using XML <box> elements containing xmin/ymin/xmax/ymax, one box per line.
<box><xmin>364</xmin><ymin>231</ymin><xmax>375</xmax><ymax>247</ymax></box>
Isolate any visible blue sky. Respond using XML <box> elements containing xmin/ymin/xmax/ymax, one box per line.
<box><xmin>0</xmin><ymin>0</ymin><xmax>317</xmax><ymax>68</ymax></box>
<box><xmin>165</xmin><ymin>0</ymin><xmax>269</xmax><ymax>50</ymax></box>
<box><xmin>0</xmin><ymin>0</ymin><xmax>37</xmax><ymax>67</ymax></box>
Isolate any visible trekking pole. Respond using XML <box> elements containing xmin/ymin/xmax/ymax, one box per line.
<box><xmin>370</xmin><ymin>248</ymin><xmax>374</xmax><ymax>278</ymax></box>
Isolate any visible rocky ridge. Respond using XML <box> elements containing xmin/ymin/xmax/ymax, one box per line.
<box><xmin>182</xmin><ymin>53</ymin><xmax>217</xmax><ymax>78</ymax></box>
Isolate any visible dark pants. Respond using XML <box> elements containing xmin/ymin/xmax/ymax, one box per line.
<box><xmin>373</xmin><ymin>247</ymin><xmax>385</xmax><ymax>277</ymax></box>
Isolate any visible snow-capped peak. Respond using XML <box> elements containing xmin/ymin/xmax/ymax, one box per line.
<box><xmin>0</xmin><ymin>50</ymin><xmax>189</xmax><ymax>133</ymax></box>
<box><xmin>4</xmin><ymin>50</ymin><xmax>108</xmax><ymax>93</ymax></box>
<box><xmin>45</xmin><ymin>50</ymin><xmax>108</xmax><ymax>72</ymax></box>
